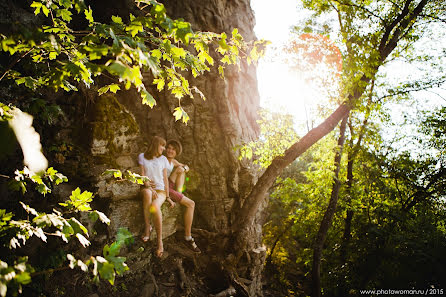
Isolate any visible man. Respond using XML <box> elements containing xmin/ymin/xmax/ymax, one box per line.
<box><xmin>165</xmin><ymin>139</ymin><xmax>201</xmax><ymax>253</ymax></box>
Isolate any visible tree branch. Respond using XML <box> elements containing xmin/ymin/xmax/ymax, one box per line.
<box><xmin>333</xmin><ymin>0</ymin><xmax>386</xmax><ymax>24</ymax></box>
<box><xmin>0</xmin><ymin>48</ymin><xmax>34</xmax><ymax>81</ymax></box>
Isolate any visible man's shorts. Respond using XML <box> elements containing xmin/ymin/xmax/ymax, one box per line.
<box><xmin>169</xmin><ymin>181</ymin><xmax>184</xmax><ymax>202</ymax></box>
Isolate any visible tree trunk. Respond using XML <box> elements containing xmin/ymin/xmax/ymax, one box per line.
<box><xmin>311</xmin><ymin>114</ymin><xmax>348</xmax><ymax>297</ymax></box>
<box><xmin>340</xmin><ymin>159</ymin><xmax>354</xmax><ymax>264</ymax></box>
<box><xmin>233</xmin><ymin>104</ymin><xmax>352</xmax><ymax>238</ymax></box>
<box><xmin>340</xmin><ymin>81</ymin><xmax>374</xmax><ymax>264</ymax></box>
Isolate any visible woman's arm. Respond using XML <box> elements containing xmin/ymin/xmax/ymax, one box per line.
<box><xmin>140</xmin><ymin>165</ymin><xmax>149</xmax><ymax>187</ymax></box>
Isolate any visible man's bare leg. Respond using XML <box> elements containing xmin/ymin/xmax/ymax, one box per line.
<box><xmin>179</xmin><ymin>196</ymin><xmax>195</xmax><ymax>238</ymax></box>
<box><xmin>170</xmin><ymin>166</ymin><xmax>186</xmax><ymax>192</ymax></box>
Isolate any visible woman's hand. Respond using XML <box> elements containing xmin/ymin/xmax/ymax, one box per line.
<box><xmin>144</xmin><ymin>180</ymin><xmax>156</xmax><ymax>188</ymax></box>
<box><xmin>151</xmin><ymin>189</ymin><xmax>159</xmax><ymax>199</ymax></box>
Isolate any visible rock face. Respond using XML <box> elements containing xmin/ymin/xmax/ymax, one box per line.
<box><xmin>88</xmin><ymin>0</ymin><xmax>261</xmax><ymax>238</ymax></box>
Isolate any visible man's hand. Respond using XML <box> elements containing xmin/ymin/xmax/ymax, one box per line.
<box><xmin>167</xmin><ymin>198</ymin><xmax>176</xmax><ymax>208</ymax></box>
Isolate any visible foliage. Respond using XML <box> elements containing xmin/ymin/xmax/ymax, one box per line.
<box><xmin>103</xmin><ymin>168</ymin><xmax>150</xmax><ymax>185</ymax></box>
<box><xmin>0</xmin><ymin>164</ymin><xmax>134</xmax><ymax>296</ymax></box>
<box><xmin>0</xmin><ymin>0</ymin><xmax>266</xmax><ymax>124</ymax></box>
<box><xmin>9</xmin><ymin>166</ymin><xmax>67</xmax><ymax>196</ymax></box>
<box><xmin>66</xmin><ymin>227</ymin><xmax>133</xmax><ymax>285</ymax></box>
<box><xmin>239</xmin><ymin>109</ymin><xmax>299</xmax><ymax>168</ymax></box>
<box><xmin>262</xmin><ymin>108</ymin><xmax>446</xmax><ymax>295</ymax></box>
<box><xmin>262</xmin><ymin>135</ymin><xmax>340</xmax><ymax>292</ymax></box>
<box><xmin>295</xmin><ymin>0</ymin><xmax>446</xmax><ymax>109</ymax></box>
<box><xmin>419</xmin><ymin>106</ymin><xmax>446</xmax><ymax>164</ymax></box>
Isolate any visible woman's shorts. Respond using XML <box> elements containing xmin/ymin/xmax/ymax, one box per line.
<box><xmin>169</xmin><ymin>181</ymin><xmax>184</xmax><ymax>202</ymax></box>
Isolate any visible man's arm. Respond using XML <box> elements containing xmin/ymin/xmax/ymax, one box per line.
<box><xmin>172</xmin><ymin>159</ymin><xmax>189</xmax><ymax>172</ymax></box>
<box><xmin>164</xmin><ymin>168</ymin><xmax>175</xmax><ymax>208</ymax></box>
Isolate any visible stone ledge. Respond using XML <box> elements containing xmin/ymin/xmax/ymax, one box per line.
<box><xmin>108</xmin><ymin>199</ymin><xmax>182</xmax><ymax>240</ymax></box>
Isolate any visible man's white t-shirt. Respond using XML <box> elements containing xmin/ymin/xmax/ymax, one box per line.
<box><xmin>138</xmin><ymin>153</ymin><xmax>170</xmax><ymax>191</ymax></box>
<box><xmin>166</xmin><ymin>159</ymin><xmax>174</xmax><ymax>177</ymax></box>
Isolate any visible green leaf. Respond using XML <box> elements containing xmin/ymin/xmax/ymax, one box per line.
<box><xmin>113</xmin><ymin>170</ymin><xmax>122</xmax><ymax>178</ymax></box>
<box><xmin>85</xmin><ymin>7</ymin><xmax>94</xmax><ymax>23</ymax></box>
<box><xmin>109</xmin><ymin>84</ymin><xmax>120</xmax><ymax>93</ymax></box>
<box><xmin>218</xmin><ymin>65</ymin><xmax>225</xmax><ymax>78</ymax></box>
<box><xmin>88</xmin><ymin>211</ymin><xmax>99</xmax><ymax>223</ymax></box>
<box><xmin>198</xmin><ymin>51</ymin><xmax>213</xmax><ymax>65</ymax></box>
<box><xmin>76</xmin><ymin>233</ymin><xmax>90</xmax><ymax>247</ymax></box>
<box><xmin>111</xmin><ymin>15</ymin><xmax>123</xmax><ymax>24</ymax></box>
<box><xmin>98</xmin><ymin>262</ymin><xmax>115</xmax><ymax>285</ymax></box>
<box><xmin>57</xmin><ymin>8</ymin><xmax>72</xmax><ymax>22</ymax></box>
<box><xmin>49</xmin><ymin>52</ymin><xmax>57</xmax><ymax>60</ymax></box>
<box><xmin>30</xmin><ymin>2</ymin><xmax>42</xmax><ymax>15</ymax></box>
<box><xmin>116</xmin><ymin>227</ymin><xmax>134</xmax><ymax>246</ymax></box>
<box><xmin>173</xmin><ymin>107</ymin><xmax>190</xmax><ymax>124</ymax></box>
<box><xmin>153</xmin><ymin>78</ymin><xmax>165</xmax><ymax>91</ymax></box>
<box><xmin>41</xmin><ymin>5</ymin><xmax>50</xmax><ymax>17</ymax></box>
<box><xmin>171</xmin><ymin>46</ymin><xmax>186</xmax><ymax>59</ymax></box>
<box><xmin>68</xmin><ymin>217</ymin><xmax>88</xmax><ymax>235</ymax></box>
<box><xmin>140</xmin><ymin>89</ymin><xmax>156</xmax><ymax>107</ymax></box>
<box><xmin>151</xmin><ymin>49</ymin><xmax>162</xmax><ymax>60</ymax></box>
<box><xmin>14</xmin><ymin>272</ymin><xmax>31</xmax><ymax>285</ymax></box>
<box><xmin>125</xmin><ymin>20</ymin><xmax>143</xmax><ymax>37</ymax></box>
<box><xmin>174</xmin><ymin>21</ymin><xmax>193</xmax><ymax>43</ymax></box>
<box><xmin>98</xmin><ymin>84</ymin><xmax>120</xmax><ymax>96</ymax></box>
<box><xmin>94</xmin><ymin>210</ymin><xmax>110</xmax><ymax>225</ymax></box>
<box><xmin>104</xmin><ymin>242</ymin><xmax>121</xmax><ymax>257</ymax></box>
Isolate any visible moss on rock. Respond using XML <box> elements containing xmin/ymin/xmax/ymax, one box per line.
<box><xmin>90</xmin><ymin>94</ymin><xmax>139</xmax><ymax>156</ymax></box>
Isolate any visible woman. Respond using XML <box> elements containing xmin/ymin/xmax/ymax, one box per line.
<box><xmin>138</xmin><ymin>136</ymin><xmax>175</xmax><ymax>257</ymax></box>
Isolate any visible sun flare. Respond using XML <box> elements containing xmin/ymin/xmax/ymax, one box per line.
<box><xmin>257</xmin><ymin>34</ymin><xmax>342</xmax><ymax>134</ymax></box>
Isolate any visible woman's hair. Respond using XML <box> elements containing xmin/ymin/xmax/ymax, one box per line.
<box><xmin>166</xmin><ymin>139</ymin><xmax>182</xmax><ymax>156</ymax></box>
<box><xmin>144</xmin><ymin>136</ymin><xmax>166</xmax><ymax>159</ymax></box>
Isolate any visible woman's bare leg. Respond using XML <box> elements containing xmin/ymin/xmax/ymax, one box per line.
<box><xmin>179</xmin><ymin>196</ymin><xmax>195</xmax><ymax>238</ymax></box>
<box><xmin>141</xmin><ymin>188</ymin><xmax>153</xmax><ymax>238</ymax></box>
<box><xmin>152</xmin><ymin>191</ymin><xmax>166</xmax><ymax>256</ymax></box>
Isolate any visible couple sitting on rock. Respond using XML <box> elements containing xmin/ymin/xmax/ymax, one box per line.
<box><xmin>138</xmin><ymin>136</ymin><xmax>201</xmax><ymax>257</ymax></box>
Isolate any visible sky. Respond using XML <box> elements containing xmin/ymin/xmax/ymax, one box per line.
<box><xmin>250</xmin><ymin>0</ymin><xmax>328</xmax><ymax>134</ymax></box>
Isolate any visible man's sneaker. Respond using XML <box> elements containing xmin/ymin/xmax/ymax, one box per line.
<box><xmin>184</xmin><ymin>238</ymin><xmax>201</xmax><ymax>253</ymax></box>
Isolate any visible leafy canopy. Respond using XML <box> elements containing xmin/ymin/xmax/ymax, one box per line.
<box><xmin>1</xmin><ymin>0</ymin><xmax>266</xmax><ymax>123</ymax></box>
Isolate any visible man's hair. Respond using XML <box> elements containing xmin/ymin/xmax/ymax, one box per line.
<box><xmin>167</xmin><ymin>139</ymin><xmax>182</xmax><ymax>156</ymax></box>
<box><xmin>145</xmin><ymin>136</ymin><xmax>166</xmax><ymax>159</ymax></box>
